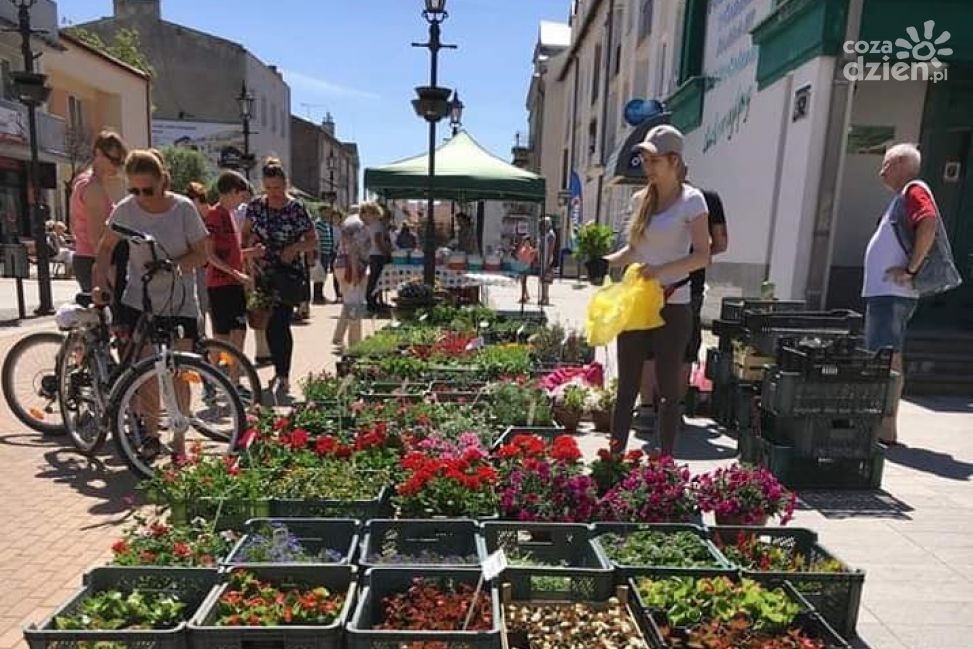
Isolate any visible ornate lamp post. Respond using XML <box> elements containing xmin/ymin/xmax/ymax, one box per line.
<box><xmin>449</xmin><ymin>90</ymin><xmax>464</xmax><ymax>136</ymax></box>
<box><xmin>237</xmin><ymin>82</ymin><xmax>255</xmax><ymax>180</ymax></box>
<box><xmin>412</xmin><ymin>0</ymin><xmax>456</xmax><ymax>286</ymax></box>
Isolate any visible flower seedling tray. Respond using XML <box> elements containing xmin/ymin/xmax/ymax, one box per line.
<box><xmin>360</xmin><ymin>519</ymin><xmax>487</xmax><ymax>569</ymax></box>
<box><xmin>222</xmin><ymin>518</ymin><xmax>360</xmax><ymax>567</ymax></box>
<box><xmin>169</xmin><ymin>498</ymin><xmax>271</xmax><ymax>532</ymax></box>
<box><xmin>590</xmin><ymin>523</ymin><xmax>734</xmax><ymax>579</ymax></box>
<box><xmin>189</xmin><ymin>565</ymin><xmax>356</xmax><ymax>649</ymax></box>
<box><xmin>708</xmin><ymin>526</ymin><xmax>864</xmax><ymax>639</ymax></box>
<box><xmin>270</xmin><ymin>484</ymin><xmax>392</xmax><ymax>520</ymax></box>
<box><xmin>628</xmin><ymin>572</ymin><xmax>851</xmax><ymax>649</ymax></box>
<box><xmin>24</xmin><ymin>567</ymin><xmax>219</xmax><ymax>649</ymax></box>
<box><xmin>346</xmin><ymin>567</ymin><xmax>502</xmax><ymax>649</ymax></box>
<box><xmin>358</xmin><ymin>381</ymin><xmax>431</xmax><ymax>396</ymax></box>
<box><xmin>482</xmin><ymin>522</ymin><xmax>613</xmax><ymax>602</ymax></box>
<box><xmin>500</xmin><ymin>582</ymin><xmax>652</xmax><ymax>649</ymax></box>
<box><xmin>489</xmin><ymin>426</ymin><xmax>566</xmax><ymax>451</ymax></box>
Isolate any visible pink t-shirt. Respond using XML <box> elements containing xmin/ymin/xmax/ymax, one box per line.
<box><xmin>70</xmin><ymin>170</ymin><xmax>113</xmax><ymax>257</ymax></box>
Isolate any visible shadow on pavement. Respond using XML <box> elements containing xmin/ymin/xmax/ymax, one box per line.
<box><xmin>675</xmin><ymin>423</ymin><xmax>739</xmax><ymax>461</ymax></box>
<box><xmin>904</xmin><ymin>395</ymin><xmax>973</xmax><ymax>413</ymax></box>
<box><xmin>0</xmin><ymin>430</ymin><xmax>67</xmax><ymax>448</ymax></box>
<box><xmin>36</xmin><ymin>447</ymin><xmax>139</xmax><ymax>519</ymax></box>
<box><xmin>884</xmin><ymin>444</ymin><xmax>973</xmax><ymax>481</ymax></box>
<box><xmin>798</xmin><ymin>490</ymin><xmax>913</xmax><ymax>520</ymax></box>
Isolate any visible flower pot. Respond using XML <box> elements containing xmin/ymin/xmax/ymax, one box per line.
<box><xmin>592</xmin><ymin>408</ymin><xmax>612</xmax><ymax>433</ymax></box>
<box><xmin>715</xmin><ymin>512</ymin><xmax>769</xmax><ymax>527</ymax></box>
<box><xmin>552</xmin><ymin>405</ymin><xmax>582</xmax><ymax>434</ymax></box>
<box><xmin>585</xmin><ymin>258</ymin><xmax>609</xmax><ymax>285</ymax></box>
<box><xmin>247</xmin><ymin>308</ymin><xmax>271</xmax><ymax>330</ymax></box>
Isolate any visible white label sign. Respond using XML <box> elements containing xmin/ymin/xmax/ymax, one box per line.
<box><xmin>481</xmin><ymin>549</ymin><xmax>508</xmax><ymax>582</ymax></box>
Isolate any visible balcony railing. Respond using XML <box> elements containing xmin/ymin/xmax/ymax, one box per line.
<box><xmin>0</xmin><ymin>97</ymin><xmax>68</xmax><ymax>157</ymax></box>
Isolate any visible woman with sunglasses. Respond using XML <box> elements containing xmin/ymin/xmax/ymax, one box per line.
<box><xmin>70</xmin><ymin>130</ymin><xmax>128</xmax><ymax>292</ymax></box>
<box><xmin>241</xmin><ymin>157</ymin><xmax>318</xmax><ymax>404</ymax></box>
<box><xmin>91</xmin><ymin>149</ymin><xmax>210</xmax><ymax>459</ymax></box>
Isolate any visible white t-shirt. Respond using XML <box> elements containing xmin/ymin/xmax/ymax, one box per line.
<box><xmin>627</xmin><ymin>184</ymin><xmax>708</xmax><ymax>304</ymax></box>
<box><xmin>862</xmin><ymin>182</ymin><xmax>926</xmax><ymax>299</ymax></box>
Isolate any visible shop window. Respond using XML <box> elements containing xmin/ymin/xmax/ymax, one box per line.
<box><xmin>678</xmin><ymin>0</ymin><xmax>708</xmax><ymax>84</ymax></box>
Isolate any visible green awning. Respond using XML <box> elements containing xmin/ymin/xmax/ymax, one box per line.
<box><xmin>365</xmin><ymin>131</ymin><xmax>546</xmax><ymax>202</ymax></box>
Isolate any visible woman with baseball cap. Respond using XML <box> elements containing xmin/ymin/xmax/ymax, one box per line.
<box><xmin>604</xmin><ymin>124</ymin><xmax>711</xmax><ymax>456</ymax></box>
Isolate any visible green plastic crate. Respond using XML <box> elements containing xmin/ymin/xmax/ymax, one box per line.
<box><xmin>360</xmin><ymin>519</ymin><xmax>487</xmax><ymax>569</ymax></box>
<box><xmin>590</xmin><ymin>523</ymin><xmax>734</xmax><ymax>579</ymax></box>
<box><xmin>761</xmin><ymin>439</ymin><xmax>885</xmax><ymax>490</ymax></box>
<box><xmin>223</xmin><ymin>518</ymin><xmax>359</xmax><ymax>566</ymax></box>
<box><xmin>169</xmin><ymin>499</ymin><xmax>270</xmax><ymax>532</ymax></box>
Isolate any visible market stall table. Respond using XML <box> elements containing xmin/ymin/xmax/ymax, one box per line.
<box><xmin>371</xmin><ymin>266</ymin><xmax>519</xmax><ymax>305</ymax></box>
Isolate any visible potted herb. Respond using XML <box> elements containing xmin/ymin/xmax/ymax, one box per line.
<box><xmin>550</xmin><ymin>382</ymin><xmax>590</xmax><ymax>434</ymax></box>
<box><xmin>694</xmin><ymin>463</ymin><xmax>797</xmax><ymax>526</ymax></box>
<box><xmin>575</xmin><ymin>221</ymin><xmax>614</xmax><ymax>285</ymax></box>
<box><xmin>590</xmin><ymin>380</ymin><xmax>616</xmax><ymax>432</ymax></box>
<box><xmin>246</xmin><ymin>289</ymin><xmax>273</xmax><ymax>330</ymax></box>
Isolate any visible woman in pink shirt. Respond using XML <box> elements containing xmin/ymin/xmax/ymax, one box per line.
<box><xmin>70</xmin><ymin>131</ymin><xmax>128</xmax><ymax>292</ymax></box>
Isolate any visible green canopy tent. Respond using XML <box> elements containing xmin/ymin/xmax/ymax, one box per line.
<box><xmin>364</xmin><ymin>131</ymin><xmax>546</xmax><ymax>202</ymax></box>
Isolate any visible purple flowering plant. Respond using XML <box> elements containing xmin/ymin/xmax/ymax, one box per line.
<box><xmin>597</xmin><ymin>455</ymin><xmax>698</xmax><ymax>523</ymax></box>
<box><xmin>693</xmin><ymin>463</ymin><xmax>797</xmax><ymax>525</ymax></box>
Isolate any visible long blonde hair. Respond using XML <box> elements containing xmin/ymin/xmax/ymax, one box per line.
<box><xmin>627</xmin><ymin>156</ymin><xmax>688</xmax><ymax>244</ymax></box>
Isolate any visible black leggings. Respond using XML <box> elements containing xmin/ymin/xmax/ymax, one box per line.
<box><xmin>266</xmin><ymin>303</ymin><xmax>293</xmax><ymax>378</ymax></box>
<box><xmin>611</xmin><ymin>303</ymin><xmax>693</xmax><ymax>456</ymax></box>
<box><xmin>366</xmin><ymin>255</ymin><xmax>388</xmax><ymax>307</ymax></box>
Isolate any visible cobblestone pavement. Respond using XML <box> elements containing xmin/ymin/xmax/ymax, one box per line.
<box><xmin>0</xmin><ymin>280</ymin><xmax>970</xmax><ymax>649</ymax></box>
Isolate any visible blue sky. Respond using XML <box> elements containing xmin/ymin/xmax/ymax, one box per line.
<box><xmin>54</xmin><ymin>0</ymin><xmax>570</xmax><ymax>174</ymax></box>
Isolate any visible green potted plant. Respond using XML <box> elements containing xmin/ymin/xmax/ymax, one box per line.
<box><xmin>590</xmin><ymin>379</ymin><xmax>616</xmax><ymax>432</ymax></box>
<box><xmin>575</xmin><ymin>221</ymin><xmax>614</xmax><ymax>285</ymax></box>
<box><xmin>246</xmin><ymin>289</ymin><xmax>274</xmax><ymax>330</ymax></box>
<box><xmin>550</xmin><ymin>383</ymin><xmax>589</xmax><ymax>434</ymax></box>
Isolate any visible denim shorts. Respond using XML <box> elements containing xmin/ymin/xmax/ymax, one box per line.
<box><xmin>864</xmin><ymin>296</ymin><xmax>918</xmax><ymax>352</ymax></box>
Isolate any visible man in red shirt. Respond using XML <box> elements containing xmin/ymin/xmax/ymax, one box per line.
<box><xmin>205</xmin><ymin>171</ymin><xmax>262</xmax><ymax>386</ymax></box>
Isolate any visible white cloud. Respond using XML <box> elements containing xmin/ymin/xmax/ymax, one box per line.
<box><xmin>282</xmin><ymin>69</ymin><xmax>381</xmax><ymax>100</ymax></box>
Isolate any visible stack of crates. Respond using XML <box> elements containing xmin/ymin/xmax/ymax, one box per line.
<box><xmin>759</xmin><ymin>337</ymin><xmax>895</xmax><ymax>490</ymax></box>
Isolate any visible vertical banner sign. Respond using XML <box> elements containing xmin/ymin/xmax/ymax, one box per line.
<box><xmin>567</xmin><ymin>170</ymin><xmax>583</xmax><ymax>250</ymax></box>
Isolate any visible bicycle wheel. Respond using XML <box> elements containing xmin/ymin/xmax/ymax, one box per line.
<box><xmin>1</xmin><ymin>331</ymin><xmax>66</xmax><ymax>435</ymax></box>
<box><xmin>58</xmin><ymin>332</ymin><xmax>109</xmax><ymax>456</ymax></box>
<box><xmin>197</xmin><ymin>338</ymin><xmax>262</xmax><ymax>408</ymax></box>
<box><xmin>108</xmin><ymin>352</ymin><xmax>244</xmax><ymax>480</ymax></box>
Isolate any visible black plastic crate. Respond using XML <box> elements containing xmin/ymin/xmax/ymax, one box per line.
<box><xmin>762</xmin><ymin>370</ymin><xmax>895</xmax><ymax>417</ymax></box>
<box><xmin>761</xmin><ymin>412</ymin><xmax>881</xmax><ymax>460</ymax></box>
<box><xmin>346</xmin><ymin>567</ymin><xmax>502</xmax><ymax>649</ymax></box>
<box><xmin>704</xmin><ymin>347</ymin><xmax>732</xmax><ymax>386</ymax></box>
<box><xmin>720</xmin><ymin>297</ymin><xmax>807</xmax><ymax>323</ymax></box>
<box><xmin>481</xmin><ymin>522</ymin><xmax>613</xmax><ymax>602</ymax></box>
<box><xmin>270</xmin><ymin>485</ymin><xmax>392</xmax><ymax>520</ymax></box>
<box><xmin>742</xmin><ymin>309</ymin><xmax>863</xmax><ymax>334</ymax></box>
<box><xmin>708</xmin><ymin>526</ymin><xmax>865</xmax><ymax>639</ymax></box>
<box><xmin>223</xmin><ymin>518</ymin><xmax>359</xmax><ymax>566</ymax></box>
<box><xmin>169</xmin><ymin>499</ymin><xmax>270</xmax><ymax>532</ymax></box>
<box><xmin>589</xmin><ymin>523</ymin><xmax>733</xmax><ymax>578</ymax></box>
<box><xmin>761</xmin><ymin>439</ymin><xmax>886</xmax><ymax>489</ymax></box>
<box><xmin>25</xmin><ymin>567</ymin><xmax>219</xmax><ymax>649</ymax></box>
<box><xmin>778</xmin><ymin>339</ymin><xmax>892</xmax><ymax>381</ymax></box>
<box><xmin>189</xmin><ymin>565</ymin><xmax>356</xmax><ymax>649</ymax></box>
<box><xmin>627</xmin><ymin>572</ymin><xmax>851</xmax><ymax>649</ymax></box>
<box><xmin>360</xmin><ymin>519</ymin><xmax>487</xmax><ymax>569</ymax></box>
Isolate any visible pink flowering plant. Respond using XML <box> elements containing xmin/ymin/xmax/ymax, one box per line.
<box><xmin>597</xmin><ymin>455</ymin><xmax>698</xmax><ymax>523</ymax></box>
<box><xmin>693</xmin><ymin>463</ymin><xmax>797</xmax><ymax>525</ymax></box>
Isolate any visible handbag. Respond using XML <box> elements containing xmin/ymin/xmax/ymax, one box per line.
<box><xmin>267</xmin><ymin>264</ymin><xmax>308</xmax><ymax>306</ymax></box>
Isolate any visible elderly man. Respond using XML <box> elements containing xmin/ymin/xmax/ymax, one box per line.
<box><xmin>863</xmin><ymin>143</ymin><xmax>939</xmax><ymax>445</ymax></box>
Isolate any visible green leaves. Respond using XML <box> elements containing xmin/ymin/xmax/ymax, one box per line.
<box><xmin>599</xmin><ymin>530</ymin><xmax>722</xmax><ymax>568</ymax></box>
<box><xmin>54</xmin><ymin>590</ymin><xmax>187</xmax><ymax>631</ymax></box>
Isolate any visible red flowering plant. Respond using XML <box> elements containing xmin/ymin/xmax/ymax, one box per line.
<box><xmin>597</xmin><ymin>455</ymin><xmax>698</xmax><ymax>523</ymax></box>
<box><xmin>693</xmin><ymin>464</ymin><xmax>797</xmax><ymax>525</ymax></box>
<box><xmin>589</xmin><ymin>447</ymin><xmax>650</xmax><ymax>496</ymax></box>
<box><xmin>140</xmin><ymin>441</ymin><xmax>263</xmax><ymax>506</ymax></box>
<box><xmin>110</xmin><ymin>516</ymin><xmax>239</xmax><ymax>567</ymax></box>
<box><xmin>377</xmin><ymin>577</ymin><xmax>493</xmax><ymax>632</ymax></box>
<box><xmin>394</xmin><ymin>434</ymin><xmax>499</xmax><ymax>518</ymax></box>
<box><xmin>495</xmin><ymin>434</ymin><xmax>599</xmax><ymax>523</ymax></box>
<box><xmin>212</xmin><ymin>569</ymin><xmax>346</xmax><ymax>627</ymax></box>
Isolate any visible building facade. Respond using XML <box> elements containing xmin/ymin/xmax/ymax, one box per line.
<box><xmin>290</xmin><ymin>114</ymin><xmax>360</xmax><ymax>210</ymax></box>
<box><xmin>529</xmin><ymin>0</ymin><xmax>973</xmax><ymax>331</ymax></box>
<box><xmin>76</xmin><ymin>0</ymin><xmax>291</xmax><ymax>177</ymax></box>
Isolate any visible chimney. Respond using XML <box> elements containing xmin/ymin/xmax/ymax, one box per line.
<box><xmin>321</xmin><ymin>112</ymin><xmax>336</xmax><ymax>136</ymax></box>
<box><xmin>113</xmin><ymin>0</ymin><xmax>161</xmax><ymax>21</ymax></box>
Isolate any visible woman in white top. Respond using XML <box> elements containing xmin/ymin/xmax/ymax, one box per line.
<box><xmin>605</xmin><ymin>125</ymin><xmax>711</xmax><ymax>456</ymax></box>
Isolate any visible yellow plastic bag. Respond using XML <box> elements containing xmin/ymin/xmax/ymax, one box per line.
<box><xmin>585</xmin><ymin>264</ymin><xmax>665</xmax><ymax>346</ymax></box>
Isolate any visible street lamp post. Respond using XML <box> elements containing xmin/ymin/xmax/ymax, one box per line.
<box><xmin>449</xmin><ymin>90</ymin><xmax>464</xmax><ymax>137</ymax></box>
<box><xmin>412</xmin><ymin>0</ymin><xmax>456</xmax><ymax>287</ymax></box>
<box><xmin>9</xmin><ymin>0</ymin><xmax>53</xmax><ymax>314</ymax></box>
<box><xmin>237</xmin><ymin>82</ymin><xmax>255</xmax><ymax>180</ymax></box>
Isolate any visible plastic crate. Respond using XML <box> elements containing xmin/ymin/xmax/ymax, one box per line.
<box><xmin>222</xmin><ymin>518</ymin><xmax>359</xmax><ymax>566</ymax></box>
<box><xmin>720</xmin><ymin>297</ymin><xmax>807</xmax><ymax>322</ymax></box>
<box><xmin>25</xmin><ymin>567</ymin><xmax>219</xmax><ymax>649</ymax></box>
<box><xmin>761</xmin><ymin>412</ymin><xmax>881</xmax><ymax>460</ymax></box>
<box><xmin>761</xmin><ymin>439</ymin><xmax>886</xmax><ymax>489</ymax></box>
<box><xmin>270</xmin><ymin>485</ymin><xmax>392</xmax><ymax>520</ymax></box>
<box><xmin>778</xmin><ymin>339</ymin><xmax>892</xmax><ymax>381</ymax></box>
<box><xmin>481</xmin><ymin>522</ymin><xmax>613</xmax><ymax>602</ymax></box>
<box><xmin>627</xmin><ymin>572</ymin><xmax>851</xmax><ymax>649</ymax></box>
<box><xmin>359</xmin><ymin>381</ymin><xmax>430</xmax><ymax>395</ymax></box>
<box><xmin>589</xmin><ymin>523</ymin><xmax>733</xmax><ymax>578</ymax></box>
<box><xmin>708</xmin><ymin>526</ymin><xmax>865</xmax><ymax>639</ymax></box>
<box><xmin>762</xmin><ymin>370</ymin><xmax>896</xmax><ymax>417</ymax></box>
<box><xmin>359</xmin><ymin>519</ymin><xmax>487</xmax><ymax>569</ymax></box>
<box><xmin>742</xmin><ymin>309</ymin><xmax>863</xmax><ymax>334</ymax></box>
<box><xmin>189</xmin><ymin>565</ymin><xmax>356</xmax><ymax>649</ymax></box>
<box><xmin>346</xmin><ymin>567</ymin><xmax>502</xmax><ymax>649</ymax></box>
<box><xmin>169</xmin><ymin>499</ymin><xmax>270</xmax><ymax>532</ymax></box>
<box><xmin>489</xmin><ymin>425</ymin><xmax>567</xmax><ymax>451</ymax></box>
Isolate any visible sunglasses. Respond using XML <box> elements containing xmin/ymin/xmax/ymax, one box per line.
<box><xmin>262</xmin><ymin>165</ymin><xmax>285</xmax><ymax>178</ymax></box>
<box><xmin>128</xmin><ymin>186</ymin><xmax>156</xmax><ymax>197</ymax></box>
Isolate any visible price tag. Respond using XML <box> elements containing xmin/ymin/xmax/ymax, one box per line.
<box><xmin>481</xmin><ymin>549</ymin><xmax>508</xmax><ymax>582</ymax></box>
<box><xmin>479</xmin><ymin>320</ymin><xmax>491</xmax><ymax>330</ymax></box>
<box><xmin>465</xmin><ymin>337</ymin><xmax>486</xmax><ymax>352</ymax></box>
<box><xmin>516</xmin><ymin>324</ymin><xmax>526</xmax><ymax>340</ymax></box>
<box><xmin>419</xmin><ymin>313</ymin><xmax>429</xmax><ymax>323</ymax></box>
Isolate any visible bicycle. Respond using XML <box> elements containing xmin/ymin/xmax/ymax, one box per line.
<box><xmin>1</xmin><ymin>330</ymin><xmax>66</xmax><ymax>436</ymax></box>
<box><xmin>58</xmin><ymin>223</ymin><xmax>246</xmax><ymax>478</ymax></box>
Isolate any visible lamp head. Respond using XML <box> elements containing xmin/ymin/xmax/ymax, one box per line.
<box><xmin>423</xmin><ymin>0</ymin><xmax>447</xmax><ymax>23</ymax></box>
